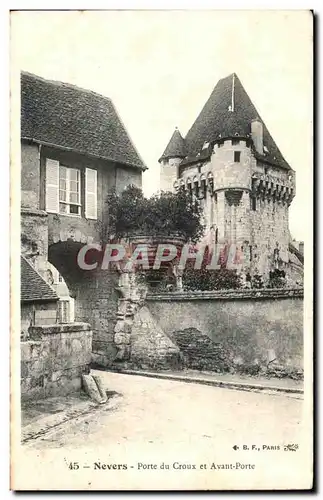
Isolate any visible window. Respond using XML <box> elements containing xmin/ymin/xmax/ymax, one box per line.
<box><xmin>58</xmin><ymin>299</ymin><xmax>70</xmax><ymax>323</ymax></box>
<box><xmin>234</xmin><ymin>151</ymin><xmax>241</xmax><ymax>163</ymax></box>
<box><xmin>45</xmin><ymin>159</ymin><xmax>97</xmax><ymax>219</ymax></box>
<box><xmin>251</xmin><ymin>195</ymin><xmax>257</xmax><ymax>211</ymax></box>
<box><xmin>59</xmin><ymin>166</ymin><xmax>81</xmax><ymax>215</ymax></box>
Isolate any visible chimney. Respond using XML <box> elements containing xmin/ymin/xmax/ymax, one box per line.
<box><xmin>251</xmin><ymin>118</ymin><xmax>263</xmax><ymax>154</ymax></box>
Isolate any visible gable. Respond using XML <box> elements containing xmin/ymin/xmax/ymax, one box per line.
<box><xmin>21</xmin><ymin>72</ymin><xmax>146</xmax><ymax>171</ymax></box>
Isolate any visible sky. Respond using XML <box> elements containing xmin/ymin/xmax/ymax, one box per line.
<box><xmin>11</xmin><ymin>10</ymin><xmax>313</xmax><ymax>240</ymax></box>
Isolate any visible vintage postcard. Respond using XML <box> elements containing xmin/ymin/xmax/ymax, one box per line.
<box><xmin>10</xmin><ymin>9</ymin><xmax>313</xmax><ymax>491</ymax></box>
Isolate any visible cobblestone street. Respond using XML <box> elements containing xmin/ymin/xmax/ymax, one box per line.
<box><xmin>18</xmin><ymin>371</ymin><xmax>311</xmax><ymax>490</ymax></box>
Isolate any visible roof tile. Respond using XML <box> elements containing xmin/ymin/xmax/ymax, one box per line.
<box><xmin>21</xmin><ymin>256</ymin><xmax>59</xmax><ymax>302</ymax></box>
<box><xmin>159</xmin><ymin>127</ymin><xmax>187</xmax><ymax>161</ymax></box>
<box><xmin>181</xmin><ymin>73</ymin><xmax>291</xmax><ymax>169</ymax></box>
<box><xmin>21</xmin><ymin>72</ymin><xmax>146</xmax><ymax>170</ymax></box>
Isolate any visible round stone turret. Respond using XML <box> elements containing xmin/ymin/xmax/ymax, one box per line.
<box><xmin>159</xmin><ymin>127</ymin><xmax>187</xmax><ymax>192</ymax></box>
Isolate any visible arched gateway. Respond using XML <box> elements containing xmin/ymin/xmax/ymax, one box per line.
<box><xmin>20</xmin><ymin>72</ymin><xmax>146</xmax><ymax>367</ymax></box>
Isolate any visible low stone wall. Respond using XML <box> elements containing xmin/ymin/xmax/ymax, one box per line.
<box><xmin>92</xmin><ymin>271</ymin><xmax>182</xmax><ymax>371</ymax></box>
<box><xmin>128</xmin><ymin>306</ymin><xmax>181</xmax><ymax>370</ymax></box>
<box><xmin>21</xmin><ymin>302</ymin><xmax>58</xmax><ymax>340</ymax></box>
<box><xmin>21</xmin><ymin>323</ymin><xmax>92</xmax><ymax>401</ymax></box>
<box><xmin>146</xmin><ymin>289</ymin><xmax>304</xmax><ymax>377</ymax></box>
<box><xmin>167</xmin><ymin>328</ymin><xmax>232</xmax><ymax>373</ymax></box>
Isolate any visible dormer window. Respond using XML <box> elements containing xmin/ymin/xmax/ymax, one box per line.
<box><xmin>234</xmin><ymin>151</ymin><xmax>241</xmax><ymax>163</ymax></box>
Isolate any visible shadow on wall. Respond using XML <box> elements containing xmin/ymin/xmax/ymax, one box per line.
<box><xmin>146</xmin><ymin>291</ymin><xmax>304</xmax><ymax>379</ymax></box>
<box><xmin>128</xmin><ymin>306</ymin><xmax>182</xmax><ymax>371</ymax></box>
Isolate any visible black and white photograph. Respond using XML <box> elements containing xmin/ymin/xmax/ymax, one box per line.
<box><xmin>10</xmin><ymin>9</ymin><xmax>313</xmax><ymax>491</ymax></box>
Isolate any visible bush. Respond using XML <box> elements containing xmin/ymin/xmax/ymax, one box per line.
<box><xmin>181</xmin><ymin>244</ymin><xmax>243</xmax><ymax>291</ymax></box>
<box><xmin>250</xmin><ymin>274</ymin><xmax>264</xmax><ymax>289</ymax></box>
<box><xmin>183</xmin><ymin>266</ymin><xmax>242</xmax><ymax>291</ymax></box>
<box><xmin>106</xmin><ymin>185</ymin><xmax>204</xmax><ymax>243</ymax></box>
<box><xmin>267</xmin><ymin>269</ymin><xmax>286</xmax><ymax>288</ymax></box>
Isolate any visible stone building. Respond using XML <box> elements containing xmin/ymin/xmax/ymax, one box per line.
<box><xmin>47</xmin><ymin>263</ymin><xmax>75</xmax><ymax>323</ymax></box>
<box><xmin>159</xmin><ymin>73</ymin><xmax>303</xmax><ymax>281</ymax></box>
<box><xmin>20</xmin><ymin>71</ymin><xmax>146</xmax><ymax>366</ymax></box>
<box><xmin>21</xmin><ymin>256</ymin><xmax>59</xmax><ymax>339</ymax></box>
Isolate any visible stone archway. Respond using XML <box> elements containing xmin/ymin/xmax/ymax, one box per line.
<box><xmin>48</xmin><ymin>240</ymin><xmax>120</xmax><ymax>367</ymax></box>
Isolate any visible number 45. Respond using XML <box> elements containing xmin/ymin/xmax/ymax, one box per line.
<box><xmin>69</xmin><ymin>462</ymin><xmax>79</xmax><ymax>470</ymax></box>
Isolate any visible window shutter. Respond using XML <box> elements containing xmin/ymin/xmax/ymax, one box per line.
<box><xmin>46</xmin><ymin>159</ymin><xmax>59</xmax><ymax>213</ymax></box>
<box><xmin>85</xmin><ymin>168</ymin><xmax>97</xmax><ymax>219</ymax></box>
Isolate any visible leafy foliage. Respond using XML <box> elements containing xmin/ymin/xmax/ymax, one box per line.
<box><xmin>267</xmin><ymin>269</ymin><xmax>286</xmax><ymax>288</ymax></box>
<box><xmin>183</xmin><ymin>266</ymin><xmax>242</xmax><ymax>291</ymax></box>
<box><xmin>180</xmin><ymin>244</ymin><xmax>243</xmax><ymax>291</ymax></box>
<box><xmin>106</xmin><ymin>184</ymin><xmax>204</xmax><ymax>242</ymax></box>
<box><xmin>250</xmin><ymin>274</ymin><xmax>264</xmax><ymax>289</ymax></box>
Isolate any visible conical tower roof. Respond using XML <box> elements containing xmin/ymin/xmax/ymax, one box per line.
<box><xmin>159</xmin><ymin>127</ymin><xmax>187</xmax><ymax>162</ymax></box>
<box><xmin>183</xmin><ymin>73</ymin><xmax>291</xmax><ymax>169</ymax></box>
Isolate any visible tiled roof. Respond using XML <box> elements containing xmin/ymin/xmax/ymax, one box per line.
<box><xmin>159</xmin><ymin>127</ymin><xmax>187</xmax><ymax>162</ymax></box>
<box><xmin>181</xmin><ymin>73</ymin><xmax>291</xmax><ymax>169</ymax></box>
<box><xmin>288</xmin><ymin>242</ymin><xmax>304</xmax><ymax>265</ymax></box>
<box><xmin>21</xmin><ymin>256</ymin><xmax>59</xmax><ymax>302</ymax></box>
<box><xmin>21</xmin><ymin>71</ymin><xmax>146</xmax><ymax>171</ymax></box>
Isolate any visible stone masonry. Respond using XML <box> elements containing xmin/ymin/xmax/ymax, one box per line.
<box><xmin>159</xmin><ymin>73</ymin><xmax>301</xmax><ymax>282</ymax></box>
<box><xmin>21</xmin><ymin>323</ymin><xmax>92</xmax><ymax>401</ymax></box>
<box><xmin>146</xmin><ymin>289</ymin><xmax>304</xmax><ymax>378</ymax></box>
<box><xmin>92</xmin><ymin>271</ymin><xmax>181</xmax><ymax>370</ymax></box>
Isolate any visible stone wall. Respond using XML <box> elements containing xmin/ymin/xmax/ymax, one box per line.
<box><xmin>146</xmin><ymin>289</ymin><xmax>303</xmax><ymax>376</ymax></box>
<box><xmin>89</xmin><ymin>271</ymin><xmax>182</xmax><ymax>371</ymax></box>
<box><xmin>116</xmin><ymin>165</ymin><xmax>142</xmax><ymax>193</ymax></box>
<box><xmin>211</xmin><ymin>139</ymin><xmax>252</xmax><ymax>191</ymax></box>
<box><xmin>128</xmin><ymin>306</ymin><xmax>181</xmax><ymax>370</ymax></box>
<box><xmin>21</xmin><ymin>301</ymin><xmax>58</xmax><ymax>339</ymax></box>
<box><xmin>21</xmin><ymin>141</ymin><xmax>40</xmax><ymax>209</ymax></box>
<box><xmin>250</xmin><ymin>161</ymin><xmax>292</xmax><ymax>277</ymax></box>
<box><xmin>47</xmin><ymin>242</ymin><xmax>120</xmax><ymax>368</ymax></box>
<box><xmin>21</xmin><ymin>323</ymin><xmax>92</xmax><ymax>401</ymax></box>
<box><xmin>168</xmin><ymin>328</ymin><xmax>232</xmax><ymax>373</ymax></box>
<box><xmin>47</xmin><ymin>213</ymin><xmax>101</xmax><ymax>247</ymax></box>
<box><xmin>165</xmin><ymin>139</ymin><xmax>297</xmax><ymax>279</ymax></box>
<box><xmin>160</xmin><ymin>158</ymin><xmax>182</xmax><ymax>193</ymax></box>
<box><xmin>77</xmin><ymin>269</ymin><xmax>120</xmax><ymax>366</ymax></box>
<box><xmin>21</xmin><ymin>208</ymin><xmax>49</xmax><ymax>276</ymax></box>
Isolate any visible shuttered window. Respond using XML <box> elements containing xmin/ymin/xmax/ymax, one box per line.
<box><xmin>59</xmin><ymin>166</ymin><xmax>81</xmax><ymax>215</ymax></box>
<box><xmin>45</xmin><ymin>159</ymin><xmax>59</xmax><ymax>213</ymax></box>
<box><xmin>45</xmin><ymin>159</ymin><xmax>97</xmax><ymax>218</ymax></box>
<box><xmin>85</xmin><ymin>168</ymin><xmax>97</xmax><ymax>219</ymax></box>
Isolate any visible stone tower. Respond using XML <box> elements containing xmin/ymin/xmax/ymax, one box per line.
<box><xmin>159</xmin><ymin>127</ymin><xmax>187</xmax><ymax>192</ymax></box>
<box><xmin>159</xmin><ymin>73</ymin><xmax>300</xmax><ymax>280</ymax></box>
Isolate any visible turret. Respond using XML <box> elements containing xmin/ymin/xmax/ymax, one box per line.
<box><xmin>159</xmin><ymin>127</ymin><xmax>187</xmax><ymax>192</ymax></box>
<box><xmin>157</xmin><ymin>73</ymin><xmax>299</xmax><ymax>281</ymax></box>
